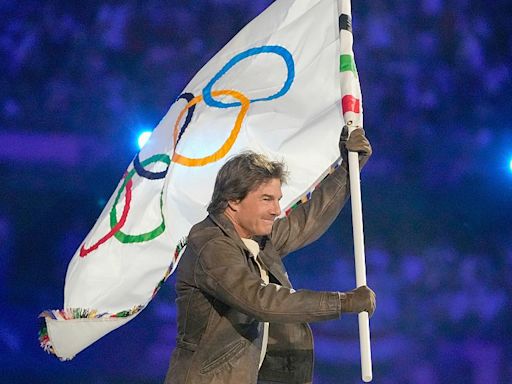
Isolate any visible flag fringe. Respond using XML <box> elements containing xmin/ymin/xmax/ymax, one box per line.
<box><xmin>38</xmin><ymin>238</ymin><xmax>188</xmax><ymax>360</ymax></box>
<box><xmin>38</xmin><ymin>305</ymin><xmax>146</xmax><ymax>360</ymax></box>
<box><xmin>284</xmin><ymin>157</ymin><xmax>342</xmax><ymax>216</ymax></box>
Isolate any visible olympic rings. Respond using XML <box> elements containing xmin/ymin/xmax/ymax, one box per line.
<box><xmin>172</xmin><ymin>89</ymin><xmax>250</xmax><ymax>167</ymax></box>
<box><xmin>80</xmin><ymin>46</ymin><xmax>296</xmax><ymax>256</ymax></box>
<box><xmin>202</xmin><ymin>45</ymin><xmax>294</xmax><ymax>109</ymax></box>
<box><xmin>110</xmin><ymin>155</ymin><xmax>168</xmax><ymax>244</ymax></box>
<box><xmin>79</xmin><ymin>175</ymin><xmax>133</xmax><ymax>257</ymax></box>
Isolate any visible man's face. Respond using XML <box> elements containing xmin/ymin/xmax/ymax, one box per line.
<box><xmin>227</xmin><ymin>178</ymin><xmax>282</xmax><ymax>238</ymax></box>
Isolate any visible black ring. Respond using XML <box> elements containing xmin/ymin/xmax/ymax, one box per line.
<box><xmin>133</xmin><ymin>153</ymin><xmax>170</xmax><ymax>180</ymax></box>
<box><xmin>175</xmin><ymin>92</ymin><xmax>196</xmax><ymax>146</ymax></box>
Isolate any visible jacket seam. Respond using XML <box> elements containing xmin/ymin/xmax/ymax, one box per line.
<box><xmin>198</xmin><ymin>258</ymin><xmax>338</xmax><ymax>318</ymax></box>
<box><xmin>311</xmin><ymin>168</ymin><xmax>349</xmax><ymax>223</ymax></box>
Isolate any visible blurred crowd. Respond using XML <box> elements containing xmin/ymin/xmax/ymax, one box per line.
<box><xmin>1</xmin><ymin>0</ymin><xmax>511</xmax><ymax>382</ymax></box>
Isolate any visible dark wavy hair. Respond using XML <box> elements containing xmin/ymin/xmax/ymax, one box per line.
<box><xmin>207</xmin><ymin>151</ymin><xmax>288</xmax><ymax>215</ymax></box>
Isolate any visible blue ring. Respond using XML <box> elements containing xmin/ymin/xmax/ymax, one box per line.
<box><xmin>202</xmin><ymin>45</ymin><xmax>295</xmax><ymax>109</ymax></box>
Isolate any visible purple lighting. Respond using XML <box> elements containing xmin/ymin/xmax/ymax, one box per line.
<box><xmin>2</xmin><ymin>0</ymin><xmax>511</xmax><ymax>383</ymax></box>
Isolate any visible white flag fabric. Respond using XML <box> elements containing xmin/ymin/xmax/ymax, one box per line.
<box><xmin>39</xmin><ymin>0</ymin><xmax>362</xmax><ymax>360</ymax></box>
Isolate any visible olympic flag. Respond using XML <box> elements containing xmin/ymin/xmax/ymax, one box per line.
<box><xmin>39</xmin><ymin>0</ymin><xmax>367</xmax><ymax>363</ymax></box>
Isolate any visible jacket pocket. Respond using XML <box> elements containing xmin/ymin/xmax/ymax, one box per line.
<box><xmin>199</xmin><ymin>339</ymin><xmax>248</xmax><ymax>374</ymax></box>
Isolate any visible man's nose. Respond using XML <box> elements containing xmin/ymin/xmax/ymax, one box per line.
<box><xmin>271</xmin><ymin>200</ymin><xmax>281</xmax><ymax>216</ymax></box>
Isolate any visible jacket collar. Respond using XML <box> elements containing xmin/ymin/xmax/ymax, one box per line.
<box><xmin>209</xmin><ymin>212</ymin><xmax>286</xmax><ymax>284</ymax></box>
<box><xmin>209</xmin><ymin>212</ymin><xmax>268</xmax><ymax>254</ymax></box>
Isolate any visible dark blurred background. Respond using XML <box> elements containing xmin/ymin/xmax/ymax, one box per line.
<box><xmin>1</xmin><ymin>0</ymin><xmax>511</xmax><ymax>383</ymax></box>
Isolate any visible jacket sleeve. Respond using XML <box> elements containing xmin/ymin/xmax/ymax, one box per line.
<box><xmin>270</xmin><ymin>162</ymin><xmax>350</xmax><ymax>258</ymax></box>
<box><xmin>194</xmin><ymin>237</ymin><xmax>342</xmax><ymax>323</ymax></box>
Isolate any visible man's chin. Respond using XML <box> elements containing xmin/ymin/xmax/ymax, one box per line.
<box><xmin>252</xmin><ymin>220</ymin><xmax>274</xmax><ymax>237</ymax></box>
<box><xmin>259</xmin><ymin>225</ymin><xmax>273</xmax><ymax>236</ymax></box>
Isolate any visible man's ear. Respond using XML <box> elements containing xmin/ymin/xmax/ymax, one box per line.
<box><xmin>227</xmin><ymin>200</ymin><xmax>240</xmax><ymax>212</ymax></box>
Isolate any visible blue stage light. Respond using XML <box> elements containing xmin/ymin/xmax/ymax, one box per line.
<box><xmin>509</xmin><ymin>158</ymin><xmax>512</xmax><ymax>173</ymax></box>
<box><xmin>138</xmin><ymin>131</ymin><xmax>152</xmax><ymax>149</ymax></box>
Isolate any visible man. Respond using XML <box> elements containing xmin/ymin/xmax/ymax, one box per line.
<box><xmin>165</xmin><ymin>128</ymin><xmax>376</xmax><ymax>384</ymax></box>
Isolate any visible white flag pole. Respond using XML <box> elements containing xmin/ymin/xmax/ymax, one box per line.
<box><xmin>348</xmin><ymin>148</ymin><xmax>373</xmax><ymax>382</ymax></box>
<box><xmin>337</xmin><ymin>0</ymin><xmax>373</xmax><ymax>381</ymax></box>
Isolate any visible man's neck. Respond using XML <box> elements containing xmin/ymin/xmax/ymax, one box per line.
<box><xmin>222</xmin><ymin>210</ymin><xmax>252</xmax><ymax>239</ymax></box>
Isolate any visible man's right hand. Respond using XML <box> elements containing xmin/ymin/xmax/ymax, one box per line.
<box><xmin>339</xmin><ymin>285</ymin><xmax>376</xmax><ymax>317</ymax></box>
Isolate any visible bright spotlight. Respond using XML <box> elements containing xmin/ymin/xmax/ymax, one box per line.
<box><xmin>137</xmin><ymin>131</ymin><xmax>152</xmax><ymax>149</ymax></box>
<box><xmin>509</xmin><ymin>158</ymin><xmax>512</xmax><ymax>173</ymax></box>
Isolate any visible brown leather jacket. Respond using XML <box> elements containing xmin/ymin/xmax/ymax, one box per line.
<box><xmin>164</xmin><ymin>162</ymin><xmax>351</xmax><ymax>384</ymax></box>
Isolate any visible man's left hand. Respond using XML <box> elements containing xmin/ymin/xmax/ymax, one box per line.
<box><xmin>339</xmin><ymin>127</ymin><xmax>372</xmax><ymax>169</ymax></box>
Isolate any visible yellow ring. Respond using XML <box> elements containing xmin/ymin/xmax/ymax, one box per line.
<box><xmin>172</xmin><ymin>89</ymin><xmax>250</xmax><ymax>167</ymax></box>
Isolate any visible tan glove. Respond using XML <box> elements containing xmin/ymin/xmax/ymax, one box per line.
<box><xmin>339</xmin><ymin>285</ymin><xmax>376</xmax><ymax>317</ymax></box>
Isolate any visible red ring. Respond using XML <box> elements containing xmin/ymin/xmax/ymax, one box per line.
<box><xmin>79</xmin><ymin>176</ymin><xmax>133</xmax><ymax>257</ymax></box>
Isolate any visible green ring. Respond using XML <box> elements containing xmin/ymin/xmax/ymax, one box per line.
<box><xmin>110</xmin><ymin>154</ymin><xmax>170</xmax><ymax>243</ymax></box>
